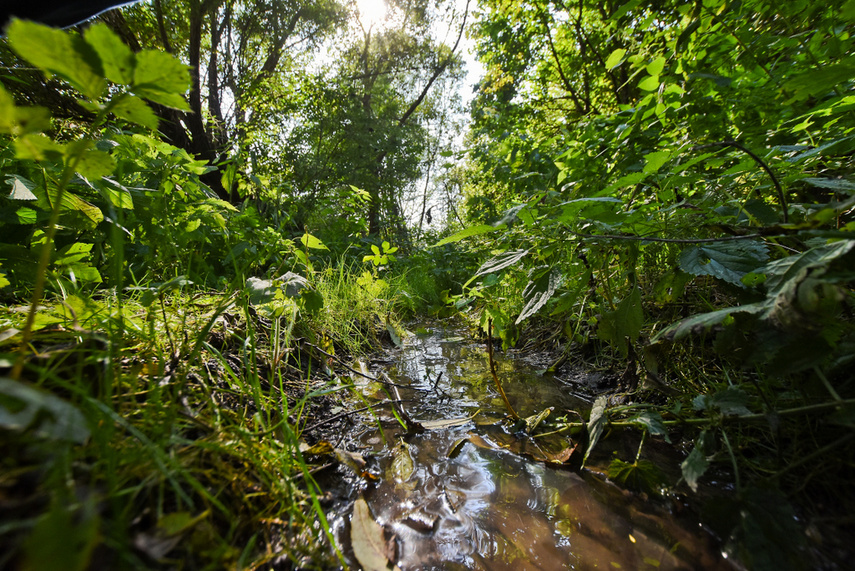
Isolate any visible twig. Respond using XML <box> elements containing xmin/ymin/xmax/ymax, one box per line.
<box><xmin>301</xmin><ymin>340</ymin><xmax>425</xmax><ymax>391</ymax></box>
<box><xmin>302</xmin><ymin>399</ymin><xmax>412</xmax><ymax>432</ymax></box>
<box><xmin>693</xmin><ymin>140</ymin><xmax>788</xmax><ymax>223</ymax></box>
<box><xmin>487</xmin><ymin>318</ymin><xmax>519</xmax><ymax>420</ymax></box>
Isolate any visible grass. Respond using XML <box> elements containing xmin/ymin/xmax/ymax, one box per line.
<box><xmin>0</xmin><ymin>264</ymin><xmax>403</xmax><ymax>569</ymax></box>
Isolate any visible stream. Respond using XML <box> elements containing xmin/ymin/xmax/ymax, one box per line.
<box><xmin>329</xmin><ymin>324</ymin><xmax>735</xmax><ymax>570</ymax></box>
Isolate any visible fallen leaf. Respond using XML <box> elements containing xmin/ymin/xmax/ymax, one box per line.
<box><xmin>351</xmin><ymin>498</ymin><xmax>401</xmax><ymax>571</ymax></box>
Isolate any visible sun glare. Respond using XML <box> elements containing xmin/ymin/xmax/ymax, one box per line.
<box><xmin>356</xmin><ymin>0</ymin><xmax>389</xmax><ymax>30</ymax></box>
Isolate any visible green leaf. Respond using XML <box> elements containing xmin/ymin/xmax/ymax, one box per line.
<box><xmin>132</xmin><ymin>50</ymin><xmax>190</xmax><ymax>111</ymax></box>
<box><xmin>632</xmin><ymin>411</ymin><xmax>670</xmax><ymax>442</ymax></box>
<box><xmin>75</xmin><ymin>148</ymin><xmax>116</xmax><ymax>179</ymax></box>
<box><xmin>605</xmin><ymin>48</ymin><xmax>626</xmax><ymax>69</ymax></box>
<box><xmin>300</xmin><ymin>289</ymin><xmax>324</xmax><ymax>314</ymax></box>
<box><xmin>643</xmin><ymin>150</ymin><xmax>671</xmax><ymax>173</ymax></box>
<box><xmin>300</xmin><ymin>233</ymin><xmax>328</xmax><ymax>250</ymax></box>
<box><xmin>679</xmin><ymin>241</ymin><xmax>769</xmax><ymax>286</ymax></box>
<box><xmin>84</xmin><ymin>22</ymin><xmax>135</xmax><ymax>84</ymax></box>
<box><xmin>111</xmin><ymin>95</ymin><xmax>159</xmax><ymax>130</ymax></box>
<box><xmin>516</xmin><ymin>268</ymin><xmax>562</xmax><ymax>324</ymax></box>
<box><xmin>7</xmin><ymin>20</ymin><xmax>106</xmax><ymax>99</ymax></box>
<box><xmin>583</xmin><ymin>395</ymin><xmax>609</xmax><ymax>466</ymax></box>
<box><xmin>638</xmin><ymin>75</ymin><xmax>660</xmax><ymax>91</ymax></box>
<box><xmin>681</xmin><ymin>445</ymin><xmax>709</xmax><ymax>493</ymax></box>
<box><xmin>246</xmin><ymin>277</ymin><xmax>277</xmax><ymax>305</ymax></box>
<box><xmin>0</xmin><ymin>377</ymin><xmax>90</xmax><ymax>443</ymax></box>
<box><xmin>654</xmin><ymin>301</ymin><xmax>770</xmax><ymax>342</ymax></box>
<box><xmin>475</xmin><ymin>249</ymin><xmax>528</xmax><ymax>277</ymax></box>
<box><xmin>14</xmin><ymin>134</ymin><xmax>64</xmax><ymax>161</ymax></box>
<box><xmin>598</xmin><ymin>287</ymin><xmax>643</xmax><ymax>357</ymax></box>
<box><xmin>431</xmin><ymin>224</ymin><xmax>505</xmax><ymax>247</ymax></box>
<box><xmin>608</xmin><ymin>458</ymin><xmax>665</xmax><ymax>495</ymax></box>
<box><xmin>693</xmin><ymin>386</ymin><xmax>752</xmax><ymax>416</ymax></box>
<box><xmin>760</xmin><ymin>239</ymin><xmax>855</xmax><ymax>294</ymax></box>
<box><xmin>646</xmin><ymin>56</ymin><xmax>666</xmax><ymax>76</ymax></box>
<box><xmin>99</xmin><ymin>179</ymin><xmax>134</xmax><ymax>209</ymax></box>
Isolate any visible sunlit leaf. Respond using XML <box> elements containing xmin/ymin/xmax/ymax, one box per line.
<box><xmin>475</xmin><ymin>249</ymin><xmax>528</xmax><ymax>277</ymax></box>
<box><xmin>605</xmin><ymin>48</ymin><xmax>626</xmax><ymax>69</ymax></box>
<box><xmin>132</xmin><ymin>50</ymin><xmax>190</xmax><ymax>110</ymax></box>
<box><xmin>84</xmin><ymin>22</ymin><xmax>135</xmax><ymax>84</ymax></box>
<box><xmin>111</xmin><ymin>95</ymin><xmax>160</xmax><ymax>130</ymax></box>
<box><xmin>431</xmin><ymin>224</ymin><xmax>506</xmax><ymax>247</ymax></box>
<box><xmin>7</xmin><ymin>20</ymin><xmax>106</xmax><ymax>99</ymax></box>
<box><xmin>516</xmin><ymin>268</ymin><xmax>562</xmax><ymax>324</ymax></box>
<box><xmin>609</xmin><ymin>458</ymin><xmax>666</xmax><ymax>495</ymax></box>
<box><xmin>300</xmin><ymin>232</ymin><xmax>329</xmax><ymax>250</ymax></box>
<box><xmin>7</xmin><ymin>175</ymin><xmax>38</xmax><ymax>201</ymax></box>
<box><xmin>351</xmin><ymin>498</ymin><xmax>401</xmax><ymax>571</ymax></box>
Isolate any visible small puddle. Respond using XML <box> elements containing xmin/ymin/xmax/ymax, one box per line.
<box><xmin>333</xmin><ymin>324</ymin><xmax>733</xmax><ymax>570</ymax></box>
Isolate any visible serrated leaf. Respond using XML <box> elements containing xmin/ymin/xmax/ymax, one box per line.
<box><xmin>693</xmin><ymin>386</ymin><xmax>752</xmax><ymax>416</ymax></box>
<box><xmin>7</xmin><ymin>21</ymin><xmax>106</xmax><ymax>99</ymax></box>
<box><xmin>681</xmin><ymin>445</ymin><xmax>709</xmax><ymax>492</ymax></box>
<box><xmin>431</xmin><ymin>224</ymin><xmax>505</xmax><ymax>247</ymax></box>
<box><xmin>633</xmin><ymin>411</ymin><xmax>670</xmax><ymax>442</ymax></box>
<box><xmin>583</xmin><ymin>395</ymin><xmax>609</xmax><ymax>466</ymax></box>
<box><xmin>608</xmin><ymin>458</ymin><xmax>665</xmax><ymax>495</ymax></box>
<box><xmin>801</xmin><ymin>177</ymin><xmax>855</xmax><ymax>192</ymax></box>
<box><xmin>679</xmin><ymin>241</ymin><xmax>769</xmax><ymax>286</ymax></box>
<box><xmin>111</xmin><ymin>95</ymin><xmax>159</xmax><ymax>129</ymax></box>
<box><xmin>7</xmin><ymin>175</ymin><xmax>38</xmax><ymax>200</ymax></box>
<box><xmin>75</xmin><ymin>149</ymin><xmax>116</xmax><ymax>179</ymax></box>
<box><xmin>475</xmin><ymin>249</ymin><xmax>528</xmax><ymax>277</ymax></box>
<box><xmin>300</xmin><ymin>289</ymin><xmax>324</xmax><ymax>313</ymax></box>
<box><xmin>279</xmin><ymin>272</ymin><xmax>308</xmax><ymax>297</ymax></box>
<box><xmin>516</xmin><ymin>269</ymin><xmax>562</xmax><ymax>324</ymax></box>
<box><xmin>653</xmin><ymin>300</ymin><xmax>771</xmax><ymax>342</ymax></box>
<box><xmin>351</xmin><ymin>498</ymin><xmax>401</xmax><ymax>571</ymax></box>
<box><xmin>132</xmin><ymin>50</ymin><xmax>190</xmax><ymax>110</ymax></box>
<box><xmin>84</xmin><ymin>23</ymin><xmax>135</xmax><ymax>84</ymax></box>
<box><xmin>643</xmin><ymin>150</ymin><xmax>671</xmax><ymax>173</ymax></box>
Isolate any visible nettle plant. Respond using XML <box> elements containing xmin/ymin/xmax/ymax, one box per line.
<box><xmin>0</xmin><ymin>20</ymin><xmax>191</xmax><ymax>294</ymax></box>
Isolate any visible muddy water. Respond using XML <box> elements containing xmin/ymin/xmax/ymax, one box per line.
<box><xmin>337</xmin><ymin>325</ymin><xmax>733</xmax><ymax>571</ymax></box>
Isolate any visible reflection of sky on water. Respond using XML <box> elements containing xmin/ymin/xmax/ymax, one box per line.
<box><xmin>350</xmin><ymin>326</ymin><xmax>732</xmax><ymax>571</ymax></box>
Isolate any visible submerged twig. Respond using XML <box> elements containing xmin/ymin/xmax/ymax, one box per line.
<box><xmin>487</xmin><ymin>318</ymin><xmax>519</xmax><ymax>420</ymax></box>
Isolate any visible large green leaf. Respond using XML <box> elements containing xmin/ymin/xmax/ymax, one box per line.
<box><xmin>431</xmin><ymin>224</ymin><xmax>506</xmax><ymax>247</ymax></box>
<box><xmin>84</xmin><ymin>23</ymin><xmax>135</xmax><ymax>84</ymax></box>
<box><xmin>679</xmin><ymin>241</ymin><xmax>769</xmax><ymax>286</ymax></box>
<box><xmin>516</xmin><ymin>268</ymin><xmax>562</xmax><ymax>324</ymax></box>
<box><xmin>681</xmin><ymin>445</ymin><xmax>709</xmax><ymax>493</ymax></box>
<box><xmin>132</xmin><ymin>50</ymin><xmax>190</xmax><ymax>111</ymax></box>
<box><xmin>7</xmin><ymin>21</ymin><xmax>105</xmax><ymax>99</ymax></box>
<box><xmin>475</xmin><ymin>249</ymin><xmax>528</xmax><ymax>277</ymax></box>
<box><xmin>760</xmin><ymin>239</ymin><xmax>855</xmax><ymax>294</ymax></box>
<box><xmin>598</xmin><ymin>287</ymin><xmax>643</xmax><ymax>357</ymax></box>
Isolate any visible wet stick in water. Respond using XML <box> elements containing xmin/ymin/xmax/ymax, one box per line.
<box><xmin>487</xmin><ymin>318</ymin><xmax>518</xmax><ymax>419</ymax></box>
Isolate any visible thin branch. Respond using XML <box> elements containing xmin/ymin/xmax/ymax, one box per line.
<box><xmin>693</xmin><ymin>140</ymin><xmax>788</xmax><ymax>223</ymax></box>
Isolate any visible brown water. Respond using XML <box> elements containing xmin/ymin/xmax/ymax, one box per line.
<box><xmin>335</xmin><ymin>324</ymin><xmax>735</xmax><ymax>571</ymax></box>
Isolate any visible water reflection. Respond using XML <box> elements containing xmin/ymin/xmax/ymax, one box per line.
<box><xmin>345</xmin><ymin>326</ymin><xmax>732</xmax><ymax>570</ymax></box>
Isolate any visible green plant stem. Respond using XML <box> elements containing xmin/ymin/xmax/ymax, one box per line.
<box><xmin>814</xmin><ymin>366</ymin><xmax>842</xmax><ymax>402</ymax></box>
<box><xmin>487</xmin><ymin>318</ymin><xmax>519</xmax><ymax>420</ymax></box>
<box><xmin>721</xmin><ymin>428</ymin><xmax>741</xmax><ymax>492</ymax></box>
<box><xmin>537</xmin><ymin>397</ymin><xmax>855</xmax><ymax>437</ymax></box>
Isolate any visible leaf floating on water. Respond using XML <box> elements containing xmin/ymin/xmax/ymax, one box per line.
<box><xmin>351</xmin><ymin>498</ymin><xmax>401</xmax><ymax>571</ymax></box>
<box><xmin>334</xmin><ymin>448</ymin><xmax>368</xmax><ymax>474</ymax></box>
<box><xmin>390</xmin><ymin>439</ymin><xmax>414</xmax><ymax>482</ymax></box>
<box><xmin>417</xmin><ymin>409</ymin><xmax>480</xmax><ymax>430</ymax></box>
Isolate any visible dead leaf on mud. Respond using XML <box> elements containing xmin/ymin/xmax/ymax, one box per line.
<box><xmin>351</xmin><ymin>498</ymin><xmax>401</xmax><ymax>571</ymax></box>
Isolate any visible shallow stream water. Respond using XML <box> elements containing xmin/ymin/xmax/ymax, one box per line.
<box><xmin>332</xmin><ymin>324</ymin><xmax>734</xmax><ymax>570</ymax></box>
